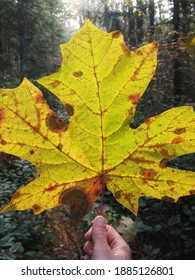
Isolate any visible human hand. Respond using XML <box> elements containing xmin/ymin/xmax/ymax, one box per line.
<box><xmin>84</xmin><ymin>215</ymin><xmax>132</xmax><ymax>260</ymax></box>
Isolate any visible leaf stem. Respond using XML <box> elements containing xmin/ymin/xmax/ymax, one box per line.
<box><xmin>100</xmin><ymin>178</ymin><xmax>105</xmax><ymax>215</ymax></box>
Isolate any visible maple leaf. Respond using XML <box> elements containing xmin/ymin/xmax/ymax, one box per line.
<box><xmin>0</xmin><ymin>20</ymin><xmax>195</xmax><ymax>216</ymax></box>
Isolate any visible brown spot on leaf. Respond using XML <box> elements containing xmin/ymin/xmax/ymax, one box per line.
<box><xmin>60</xmin><ymin>188</ymin><xmax>89</xmax><ymax>220</ymax></box>
<box><xmin>6</xmin><ymin>91</ymin><xmax>14</xmax><ymax>98</ymax></box>
<box><xmin>131</xmin><ymin>156</ymin><xmax>153</xmax><ymax>164</ymax></box>
<box><xmin>30</xmin><ymin>150</ymin><xmax>35</xmax><ymax>155</ymax></box>
<box><xmin>174</xmin><ymin>128</ymin><xmax>186</xmax><ymax>134</ymax></box>
<box><xmin>45</xmin><ymin>184</ymin><xmax>58</xmax><ymax>192</ymax></box>
<box><xmin>128</xmin><ymin>93</ymin><xmax>140</xmax><ymax>105</ymax></box>
<box><xmin>73</xmin><ymin>71</ymin><xmax>83</xmax><ymax>77</ymax></box>
<box><xmin>159</xmin><ymin>159</ymin><xmax>167</xmax><ymax>168</ymax></box>
<box><xmin>13</xmin><ymin>191</ymin><xmax>22</xmax><ymax>199</ymax></box>
<box><xmin>162</xmin><ymin>196</ymin><xmax>175</xmax><ymax>203</ymax></box>
<box><xmin>50</xmin><ymin>80</ymin><xmax>61</xmax><ymax>87</ymax></box>
<box><xmin>167</xmin><ymin>180</ymin><xmax>175</xmax><ymax>186</ymax></box>
<box><xmin>121</xmin><ymin>43</ymin><xmax>130</xmax><ymax>55</ymax></box>
<box><xmin>131</xmin><ymin>67</ymin><xmax>141</xmax><ymax>81</ymax></box>
<box><xmin>57</xmin><ymin>143</ymin><xmax>63</xmax><ymax>150</ymax></box>
<box><xmin>0</xmin><ymin>138</ymin><xmax>7</xmax><ymax>145</ymax></box>
<box><xmin>44</xmin><ymin>135</ymin><xmax>48</xmax><ymax>141</ymax></box>
<box><xmin>155</xmin><ymin>143</ymin><xmax>164</xmax><ymax>148</ymax></box>
<box><xmin>111</xmin><ymin>30</ymin><xmax>121</xmax><ymax>38</ymax></box>
<box><xmin>141</xmin><ymin>168</ymin><xmax>157</xmax><ymax>180</ymax></box>
<box><xmin>14</xmin><ymin>100</ymin><xmax>21</xmax><ymax>107</ymax></box>
<box><xmin>32</xmin><ymin>204</ymin><xmax>42</xmax><ymax>213</ymax></box>
<box><xmin>115</xmin><ymin>190</ymin><xmax>123</xmax><ymax>199</ymax></box>
<box><xmin>0</xmin><ymin>108</ymin><xmax>6</xmax><ymax>125</ymax></box>
<box><xmin>189</xmin><ymin>190</ymin><xmax>195</xmax><ymax>195</ymax></box>
<box><xmin>32</xmin><ymin>126</ymin><xmax>39</xmax><ymax>134</ymax></box>
<box><xmin>46</xmin><ymin>113</ymin><xmax>68</xmax><ymax>133</ymax></box>
<box><xmin>154</xmin><ymin>41</ymin><xmax>160</xmax><ymax>48</ymax></box>
<box><xmin>135</xmin><ymin>49</ymin><xmax>142</xmax><ymax>55</ymax></box>
<box><xmin>131</xmin><ymin>58</ymin><xmax>145</xmax><ymax>81</ymax></box>
<box><xmin>35</xmin><ymin>92</ymin><xmax>45</xmax><ymax>104</ymax></box>
<box><xmin>65</xmin><ymin>103</ymin><xmax>74</xmax><ymax>116</ymax></box>
<box><xmin>171</xmin><ymin>137</ymin><xmax>184</xmax><ymax>144</ymax></box>
<box><xmin>160</xmin><ymin>149</ymin><xmax>171</xmax><ymax>158</ymax></box>
<box><xmin>145</xmin><ymin>118</ymin><xmax>152</xmax><ymax>125</ymax></box>
<box><xmin>18</xmin><ymin>142</ymin><xmax>24</xmax><ymax>147</ymax></box>
<box><xmin>0</xmin><ymin>139</ymin><xmax>7</xmax><ymax>146</ymax></box>
<box><xmin>124</xmin><ymin>192</ymin><xmax>132</xmax><ymax>201</ymax></box>
<box><xmin>70</xmin><ymin>89</ymin><xmax>76</xmax><ymax>95</ymax></box>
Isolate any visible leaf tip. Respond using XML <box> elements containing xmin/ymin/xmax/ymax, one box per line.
<box><xmin>111</xmin><ymin>30</ymin><xmax>122</xmax><ymax>39</ymax></box>
<box><xmin>32</xmin><ymin>204</ymin><xmax>42</xmax><ymax>214</ymax></box>
<box><xmin>189</xmin><ymin>190</ymin><xmax>195</xmax><ymax>195</ymax></box>
<box><xmin>83</xmin><ymin>18</ymin><xmax>97</xmax><ymax>30</ymax></box>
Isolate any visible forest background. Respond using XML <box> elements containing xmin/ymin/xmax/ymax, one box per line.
<box><xmin>0</xmin><ymin>0</ymin><xmax>195</xmax><ymax>260</ymax></box>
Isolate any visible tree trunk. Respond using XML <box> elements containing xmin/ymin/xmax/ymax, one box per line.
<box><xmin>172</xmin><ymin>0</ymin><xmax>182</xmax><ymax>99</ymax></box>
<box><xmin>180</xmin><ymin>0</ymin><xmax>190</xmax><ymax>34</ymax></box>
<box><xmin>173</xmin><ymin>0</ymin><xmax>180</xmax><ymax>31</ymax></box>
<box><xmin>148</xmin><ymin>0</ymin><xmax>155</xmax><ymax>42</ymax></box>
<box><xmin>127</xmin><ymin>1</ymin><xmax>136</xmax><ymax>47</ymax></box>
<box><xmin>18</xmin><ymin>0</ymin><xmax>28</xmax><ymax>78</ymax></box>
<box><xmin>136</xmin><ymin>0</ymin><xmax>144</xmax><ymax>45</ymax></box>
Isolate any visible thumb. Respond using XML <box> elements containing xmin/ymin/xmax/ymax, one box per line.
<box><xmin>92</xmin><ymin>215</ymin><xmax>107</xmax><ymax>246</ymax></box>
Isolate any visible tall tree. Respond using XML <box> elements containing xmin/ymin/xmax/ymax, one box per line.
<box><xmin>0</xmin><ymin>0</ymin><xmax>67</xmax><ymax>87</ymax></box>
<box><xmin>136</xmin><ymin>0</ymin><xmax>144</xmax><ymax>44</ymax></box>
<box><xmin>126</xmin><ymin>0</ymin><xmax>136</xmax><ymax>47</ymax></box>
<box><xmin>148</xmin><ymin>0</ymin><xmax>155</xmax><ymax>42</ymax></box>
<box><xmin>173</xmin><ymin>0</ymin><xmax>180</xmax><ymax>32</ymax></box>
<box><xmin>18</xmin><ymin>0</ymin><xmax>28</xmax><ymax>78</ymax></box>
<box><xmin>172</xmin><ymin>0</ymin><xmax>182</xmax><ymax>98</ymax></box>
<box><xmin>0</xmin><ymin>0</ymin><xmax>18</xmax><ymax>78</ymax></box>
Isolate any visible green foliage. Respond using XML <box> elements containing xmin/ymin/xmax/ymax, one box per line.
<box><xmin>0</xmin><ymin>0</ymin><xmax>67</xmax><ymax>87</ymax></box>
<box><xmin>0</xmin><ymin>158</ymin><xmax>54</xmax><ymax>259</ymax></box>
<box><xmin>133</xmin><ymin>195</ymin><xmax>195</xmax><ymax>259</ymax></box>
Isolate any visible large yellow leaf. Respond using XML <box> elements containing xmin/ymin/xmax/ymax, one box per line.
<box><xmin>0</xmin><ymin>20</ymin><xmax>195</xmax><ymax>216</ymax></box>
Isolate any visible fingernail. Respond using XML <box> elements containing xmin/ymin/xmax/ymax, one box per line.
<box><xmin>95</xmin><ymin>215</ymin><xmax>106</xmax><ymax>225</ymax></box>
